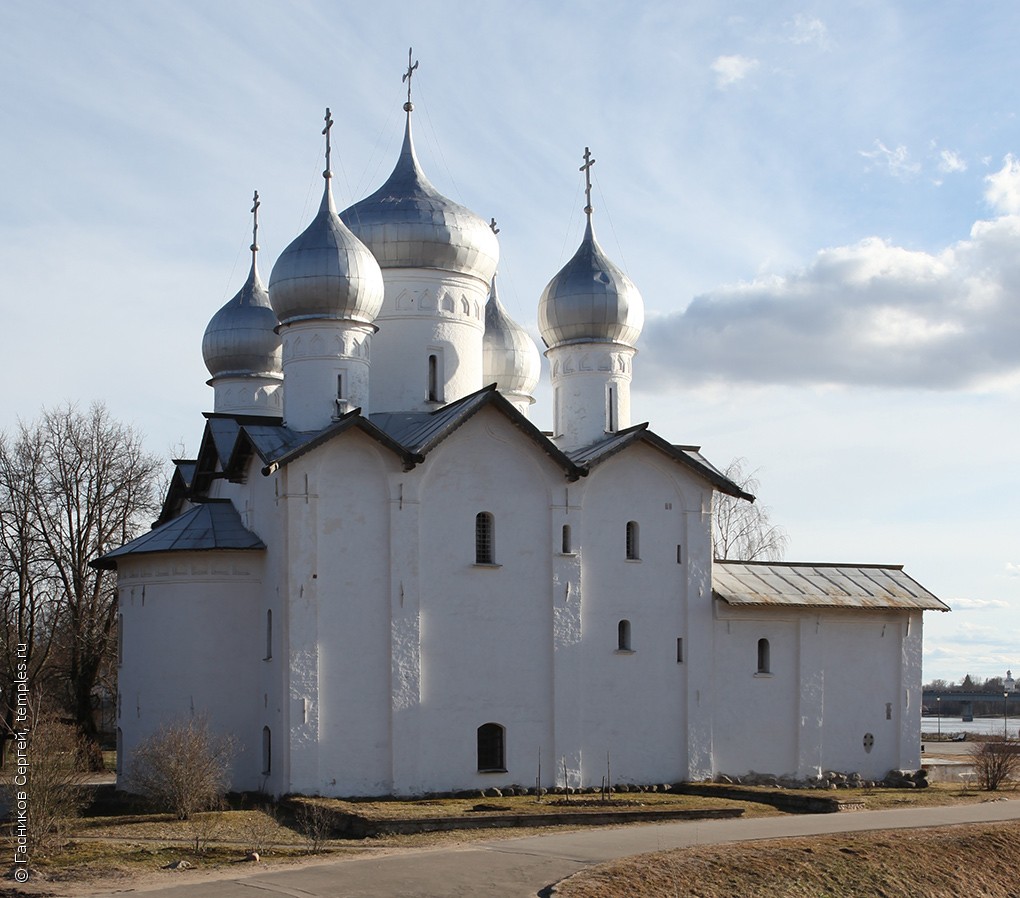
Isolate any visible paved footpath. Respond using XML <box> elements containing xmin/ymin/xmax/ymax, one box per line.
<box><xmin>82</xmin><ymin>800</ymin><xmax>1020</xmax><ymax>898</ymax></box>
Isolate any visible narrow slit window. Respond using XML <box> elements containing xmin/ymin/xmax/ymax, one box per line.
<box><xmin>427</xmin><ymin>353</ymin><xmax>439</xmax><ymax>402</ymax></box>
<box><xmin>265</xmin><ymin>609</ymin><xmax>273</xmax><ymax>661</ymax></box>
<box><xmin>606</xmin><ymin>383</ymin><xmax>618</xmax><ymax>432</ymax></box>
<box><xmin>561</xmin><ymin>524</ymin><xmax>572</xmax><ymax>554</ymax></box>
<box><xmin>676</xmin><ymin>637</ymin><xmax>684</xmax><ymax>663</ymax></box>
<box><xmin>475</xmin><ymin>512</ymin><xmax>495</xmax><ymax>564</ymax></box>
<box><xmin>262</xmin><ymin>726</ymin><xmax>272</xmax><ymax>775</ymax></box>
<box><xmin>618</xmin><ymin>619</ymin><xmax>632</xmax><ymax>651</ymax></box>
<box><xmin>676</xmin><ymin>544</ymin><xmax>683</xmax><ymax>564</ymax></box>
<box><xmin>477</xmin><ymin>722</ymin><xmax>506</xmax><ymax>772</ymax></box>
<box><xmin>625</xmin><ymin>521</ymin><xmax>640</xmax><ymax>560</ymax></box>
<box><xmin>757</xmin><ymin>638</ymin><xmax>771</xmax><ymax>674</ymax></box>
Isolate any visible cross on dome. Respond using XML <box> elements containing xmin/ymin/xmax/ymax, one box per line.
<box><xmin>489</xmin><ymin>217</ymin><xmax>500</xmax><ymax>235</ymax></box>
<box><xmin>250</xmin><ymin>190</ymin><xmax>260</xmax><ymax>259</ymax></box>
<box><xmin>322</xmin><ymin>108</ymin><xmax>334</xmax><ymax>179</ymax></box>
<box><xmin>402</xmin><ymin>47</ymin><xmax>419</xmax><ymax>112</ymax></box>
<box><xmin>580</xmin><ymin>147</ymin><xmax>596</xmax><ymax>220</ymax></box>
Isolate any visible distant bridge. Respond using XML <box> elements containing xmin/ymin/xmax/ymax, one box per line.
<box><xmin>922</xmin><ymin>690</ymin><xmax>1018</xmax><ymax>723</ymax></box>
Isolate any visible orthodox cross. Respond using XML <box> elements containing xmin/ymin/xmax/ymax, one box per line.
<box><xmin>489</xmin><ymin>217</ymin><xmax>500</xmax><ymax>235</ymax></box>
<box><xmin>322</xmin><ymin>107</ymin><xmax>334</xmax><ymax>177</ymax></box>
<box><xmin>403</xmin><ymin>47</ymin><xmax>419</xmax><ymax>111</ymax></box>
<box><xmin>250</xmin><ymin>190</ymin><xmax>260</xmax><ymax>256</ymax></box>
<box><xmin>580</xmin><ymin>147</ymin><xmax>596</xmax><ymax>218</ymax></box>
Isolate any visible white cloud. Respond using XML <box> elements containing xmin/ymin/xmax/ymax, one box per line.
<box><xmin>860</xmin><ymin>140</ymin><xmax>921</xmax><ymax>179</ymax></box>
<box><xmin>1007</xmin><ymin>563</ymin><xmax>1020</xmax><ymax>577</ymax></box>
<box><xmin>711</xmin><ymin>54</ymin><xmax>759</xmax><ymax>88</ymax></box>
<box><xmin>985</xmin><ymin>154</ymin><xmax>1020</xmax><ymax>214</ymax></box>
<box><xmin>639</xmin><ymin>183</ymin><xmax>1020</xmax><ymax>390</ymax></box>
<box><xmin>937</xmin><ymin>148</ymin><xmax>967</xmax><ymax>174</ymax></box>
<box><xmin>785</xmin><ymin>14</ymin><xmax>830</xmax><ymax>49</ymax></box>
<box><xmin>950</xmin><ymin>597</ymin><xmax>1011</xmax><ymax>610</ymax></box>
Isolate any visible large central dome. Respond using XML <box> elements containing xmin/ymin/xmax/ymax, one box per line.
<box><xmin>340</xmin><ymin>116</ymin><xmax>499</xmax><ymax>284</ymax></box>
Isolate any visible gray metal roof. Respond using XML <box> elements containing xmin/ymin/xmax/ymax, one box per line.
<box><xmin>713</xmin><ymin>561</ymin><xmax>949</xmax><ymax>611</ymax></box>
<box><xmin>569</xmin><ymin>425</ymin><xmax>752</xmax><ymax>500</ymax></box>
<box><xmin>94</xmin><ymin>500</ymin><xmax>265</xmax><ymax>570</ymax></box>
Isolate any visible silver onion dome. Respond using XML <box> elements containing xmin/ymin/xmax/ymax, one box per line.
<box><xmin>269</xmin><ymin>180</ymin><xmax>384</xmax><ymax>326</ymax></box>
<box><xmin>537</xmin><ymin>219</ymin><xmax>644</xmax><ymax>349</ymax></box>
<box><xmin>483</xmin><ymin>274</ymin><xmax>541</xmax><ymax>397</ymax></box>
<box><xmin>203</xmin><ymin>258</ymin><xmax>282</xmax><ymax>379</ymax></box>
<box><xmin>339</xmin><ymin>115</ymin><xmax>499</xmax><ymax>283</ymax></box>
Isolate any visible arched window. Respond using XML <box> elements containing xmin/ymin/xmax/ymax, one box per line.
<box><xmin>475</xmin><ymin>512</ymin><xmax>495</xmax><ymax>564</ymax></box>
<box><xmin>427</xmin><ymin>353</ymin><xmax>439</xmax><ymax>402</ymax></box>
<box><xmin>477</xmin><ymin>722</ymin><xmax>506</xmax><ymax>772</ymax></box>
<box><xmin>757</xmin><ymin>638</ymin><xmax>771</xmax><ymax>674</ymax></box>
<box><xmin>618</xmin><ymin>619</ymin><xmax>632</xmax><ymax>651</ymax></box>
<box><xmin>625</xmin><ymin>521</ymin><xmax>640</xmax><ymax>560</ymax></box>
<box><xmin>265</xmin><ymin>609</ymin><xmax>273</xmax><ymax>661</ymax></box>
<box><xmin>561</xmin><ymin>524</ymin><xmax>572</xmax><ymax>554</ymax></box>
<box><xmin>262</xmin><ymin>726</ymin><xmax>272</xmax><ymax>775</ymax></box>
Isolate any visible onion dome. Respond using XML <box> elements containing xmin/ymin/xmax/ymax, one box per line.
<box><xmin>538</xmin><ymin>218</ymin><xmax>644</xmax><ymax>350</ymax></box>
<box><xmin>203</xmin><ymin>193</ymin><xmax>282</xmax><ymax>379</ymax></box>
<box><xmin>538</xmin><ymin>148</ymin><xmax>644</xmax><ymax>350</ymax></box>
<box><xmin>269</xmin><ymin>112</ymin><xmax>384</xmax><ymax>326</ymax></box>
<box><xmin>483</xmin><ymin>274</ymin><xmax>541</xmax><ymax>397</ymax></box>
<box><xmin>339</xmin><ymin>113</ymin><xmax>499</xmax><ymax>284</ymax></box>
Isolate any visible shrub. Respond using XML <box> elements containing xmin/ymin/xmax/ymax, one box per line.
<box><xmin>125</xmin><ymin>716</ymin><xmax>234</xmax><ymax>819</ymax></box>
<box><xmin>968</xmin><ymin>741</ymin><xmax>1020</xmax><ymax>791</ymax></box>
<box><xmin>2</xmin><ymin>712</ymin><xmax>91</xmax><ymax>853</ymax></box>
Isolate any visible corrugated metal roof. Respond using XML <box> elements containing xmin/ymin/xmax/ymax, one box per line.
<box><xmin>713</xmin><ymin>560</ymin><xmax>949</xmax><ymax>611</ymax></box>
<box><xmin>93</xmin><ymin>500</ymin><xmax>265</xmax><ymax>569</ymax></box>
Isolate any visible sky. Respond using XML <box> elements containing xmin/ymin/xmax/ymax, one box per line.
<box><xmin>2</xmin><ymin>1</ymin><xmax>1018</xmax><ymax>684</ymax></box>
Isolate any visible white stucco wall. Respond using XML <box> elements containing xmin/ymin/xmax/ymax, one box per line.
<box><xmin>575</xmin><ymin>445</ymin><xmax>711</xmax><ymax>787</ymax></box>
<box><xmin>712</xmin><ymin>605</ymin><xmax>920</xmax><ymax>780</ymax></box>
<box><xmin>116</xmin><ymin>551</ymin><xmax>264</xmax><ymax>791</ymax></box>
<box><xmin>370</xmin><ymin>270</ymin><xmax>488</xmax><ymax>414</ymax></box>
<box><xmin>410</xmin><ymin>408</ymin><xmax>560</xmax><ymax>794</ymax></box>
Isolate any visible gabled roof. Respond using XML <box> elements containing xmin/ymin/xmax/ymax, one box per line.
<box><xmin>370</xmin><ymin>384</ymin><xmax>581</xmax><ymax>477</ymax></box>
<box><xmin>93</xmin><ymin>499</ymin><xmax>265</xmax><ymax>570</ymax></box>
<box><xmin>569</xmin><ymin>424</ymin><xmax>752</xmax><ymax>500</ymax></box>
<box><xmin>713</xmin><ymin>560</ymin><xmax>949</xmax><ymax>611</ymax></box>
<box><xmin>259</xmin><ymin>408</ymin><xmax>417</xmax><ymax>474</ymax></box>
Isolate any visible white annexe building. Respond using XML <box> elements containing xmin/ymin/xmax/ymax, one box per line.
<box><xmin>100</xmin><ymin>86</ymin><xmax>947</xmax><ymax>797</ymax></box>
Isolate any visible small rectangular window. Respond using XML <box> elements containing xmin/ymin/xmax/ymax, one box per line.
<box><xmin>676</xmin><ymin>637</ymin><xmax>684</xmax><ymax>663</ymax></box>
<box><xmin>475</xmin><ymin>512</ymin><xmax>495</xmax><ymax>564</ymax></box>
<box><xmin>561</xmin><ymin>524</ymin><xmax>572</xmax><ymax>554</ymax></box>
<box><xmin>676</xmin><ymin>545</ymin><xmax>682</xmax><ymax>564</ymax></box>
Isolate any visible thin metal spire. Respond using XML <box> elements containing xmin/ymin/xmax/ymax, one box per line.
<box><xmin>322</xmin><ymin>107</ymin><xmax>334</xmax><ymax>179</ymax></box>
<box><xmin>580</xmin><ymin>147</ymin><xmax>596</xmax><ymax>222</ymax></box>
<box><xmin>250</xmin><ymin>190</ymin><xmax>260</xmax><ymax>265</ymax></box>
<box><xmin>402</xmin><ymin>47</ymin><xmax>418</xmax><ymax>112</ymax></box>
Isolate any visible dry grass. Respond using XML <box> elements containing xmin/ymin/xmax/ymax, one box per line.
<box><xmin>556</xmin><ymin>822</ymin><xmax>1020</xmax><ymax>898</ymax></box>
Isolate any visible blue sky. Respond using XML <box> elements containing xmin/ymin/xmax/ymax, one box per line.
<box><xmin>3</xmin><ymin>1</ymin><xmax>1019</xmax><ymax>683</ymax></box>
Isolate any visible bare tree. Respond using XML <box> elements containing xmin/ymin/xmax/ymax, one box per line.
<box><xmin>31</xmin><ymin>404</ymin><xmax>162</xmax><ymax>767</ymax></box>
<box><xmin>712</xmin><ymin>458</ymin><xmax>789</xmax><ymax>562</ymax></box>
<box><xmin>126</xmin><ymin>716</ymin><xmax>235</xmax><ymax>820</ymax></box>
<box><xmin>0</xmin><ymin>429</ymin><xmax>58</xmax><ymax>765</ymax></box>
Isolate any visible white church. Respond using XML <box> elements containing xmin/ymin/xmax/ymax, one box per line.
<box><xmin>100</xmin><ymin>69</ymin><xmax>947</xmax><ymax>797</ymax></box>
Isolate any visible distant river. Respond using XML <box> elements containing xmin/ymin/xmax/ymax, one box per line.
<box><xmin>921</xmin><ymin>716</ymin><xmax>1017</xmax><ymax>737</ymax></box>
